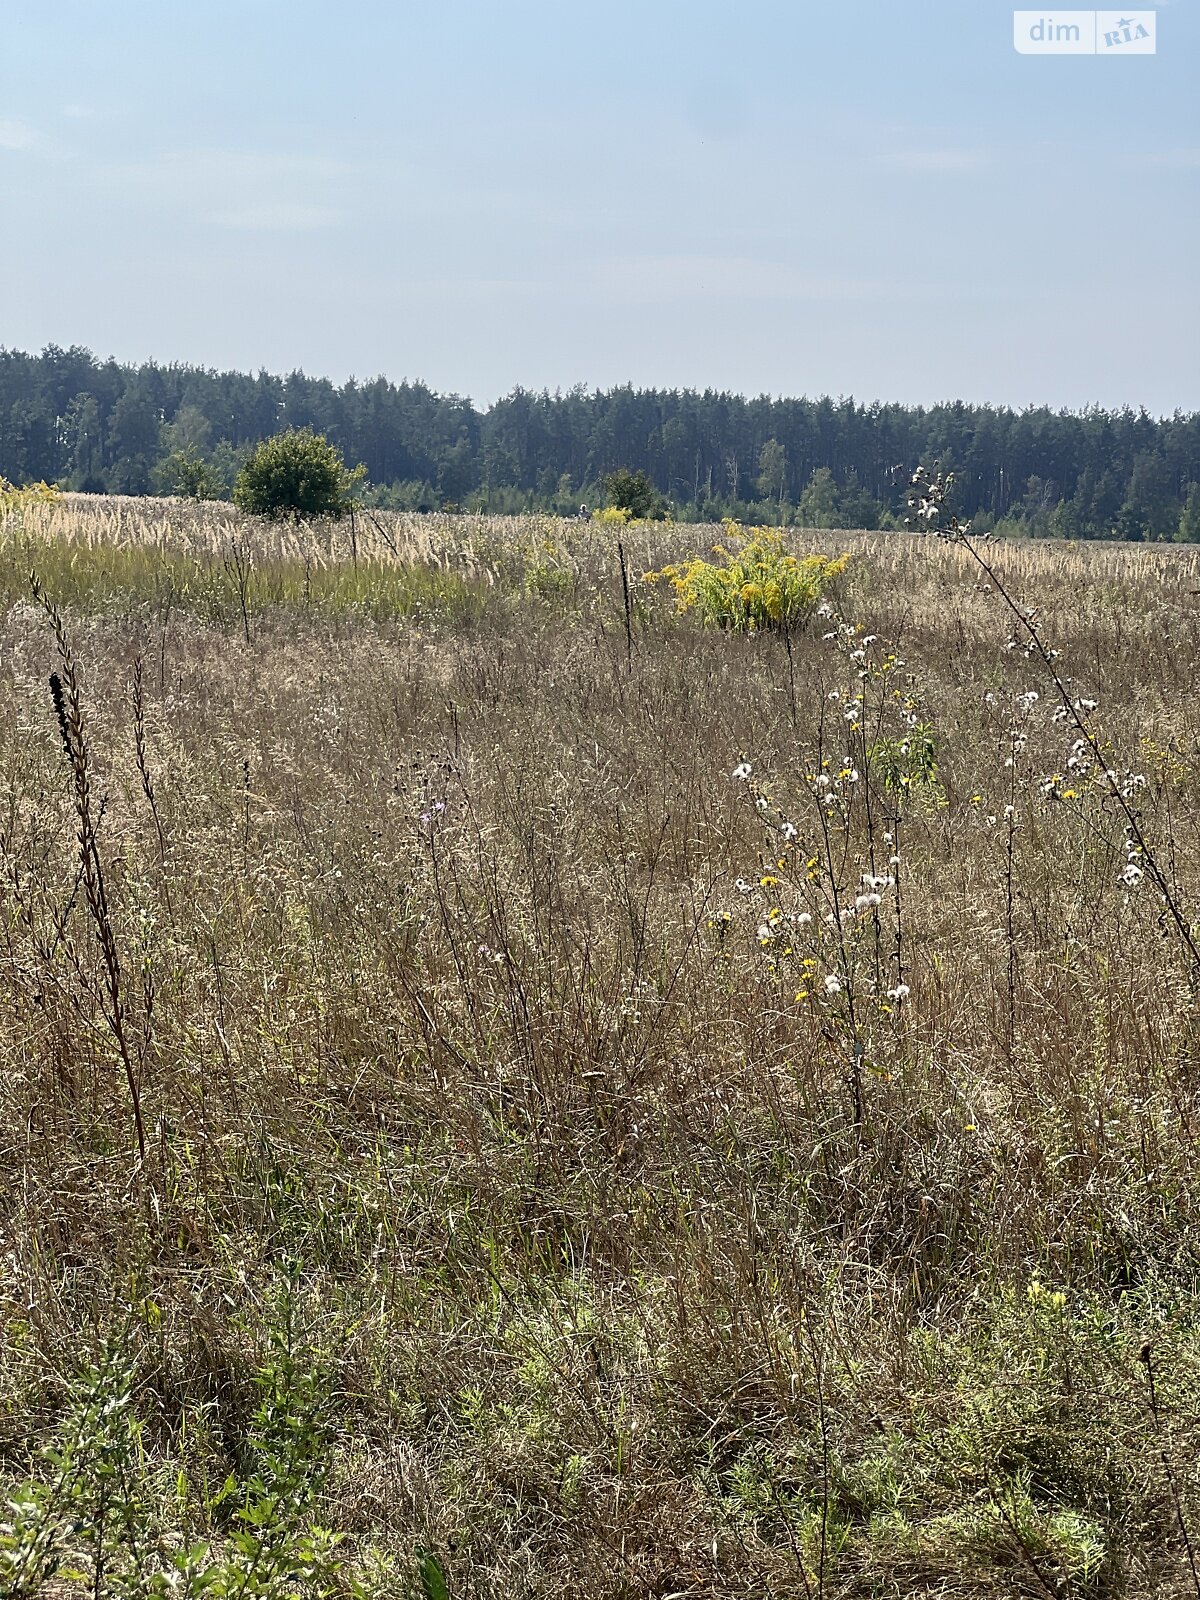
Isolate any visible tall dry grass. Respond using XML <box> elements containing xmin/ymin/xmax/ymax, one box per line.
<box><xmin>1</xmin><ymin>496</ymin><xmax>1200</xmax><ymax>1596</ymax></box>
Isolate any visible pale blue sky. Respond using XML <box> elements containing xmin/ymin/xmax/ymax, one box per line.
<box><xmin>2</xmin><ymin>1</ymin><xmax>1197</xmax><ymax>410</ymax></box>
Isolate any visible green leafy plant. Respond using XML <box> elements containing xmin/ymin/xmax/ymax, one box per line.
<box><xmin>162</xmin><ymin>447</ymin><xmax>224</xmax><ymax>501</ymax></box>
<box><xmin>233</xmin><ymin>429</ymin><xmax>365</xmax><ymax>523</ymax></box>
<box><xmin>0</xmin><ymin>1300</ymin><xmax>358</xmax><ymax>1599</ymax></box>
<box><xmin>602</xmin><ymin>468</ymin><xmax>666</xmax><ymax>521</ymax></box>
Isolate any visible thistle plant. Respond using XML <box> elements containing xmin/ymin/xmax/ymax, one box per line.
<box><xmin>904</xmin><ymin>464</ymin><xmax>1200</xmax><ymax>980</ymax></box>
<box><xmin>724</xmin><ymin>598</ymin><xmax>941</xmax><ymax>1123</ymax></box>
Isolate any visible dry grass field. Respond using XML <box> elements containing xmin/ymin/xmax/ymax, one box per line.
<box><xmin>2</xmin><ymin>492</ymin><xmax>1200</xmax><ymax>1598</ymax></box>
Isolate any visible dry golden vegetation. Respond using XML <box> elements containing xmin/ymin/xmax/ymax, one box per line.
<box><xmin>2</xmin><ymin>493</ymin><xmax>1200</xmax><ymax>1598</ymax></box>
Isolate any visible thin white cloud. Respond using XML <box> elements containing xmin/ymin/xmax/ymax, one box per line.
<box><xmin>592</xmin><ymin>255</ymin><xmax>892</xmax><ymax>305</ymax></box>
<box><xmin>1121</xmin><ymin>148</ymin><xmax>1200</xmax><ymax>170</ymax></box>
<box><xmin>212</xmin><ymin>202</ymin><xmax>342</xmax><ymax>231</ymax></box>
<box><xmin>880</xmin><ymin>149</ymin><xmax>983</xmax><ymax>172</ymax></box>
<box><xmin>0</xmin><ymin>119</ymin><xmax>37</xmax><ymax>151</ymax></box>
<box><xmin>97</xmin><ymin>148</ymin><xmax>351</xmax><ymax>228</ymax></box>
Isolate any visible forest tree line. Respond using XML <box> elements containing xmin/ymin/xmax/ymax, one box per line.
<box><xmin>3</xmin><ymin>344</ymin><xmax>1200</xmax><ymax>538</ymax></box>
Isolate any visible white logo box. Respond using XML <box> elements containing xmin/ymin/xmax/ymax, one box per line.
<box><xmin>1013</xmin><ymin>10</ymin><xmax>1156</xmax><ymax>54</ymax></box>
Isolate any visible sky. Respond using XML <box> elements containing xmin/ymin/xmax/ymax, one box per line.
<box><xmin>1</xmin><ymin>0</ymin><xmax>1197</xmax><ymax>412</ymax></box>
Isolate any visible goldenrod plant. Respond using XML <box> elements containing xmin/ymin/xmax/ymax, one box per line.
<box><xmin>647</xmin><ymin>521</ymin><xmax>848</xmax><ymax>631</ymax></box>
<box><xmin>0</xmin><ymin>476</ymin><xmax>59</xmax><ymax>527</ymax></box>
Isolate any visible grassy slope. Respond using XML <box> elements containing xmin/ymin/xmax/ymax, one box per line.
<box><xmin>1</xmin><ymin>497</ymin><xmax>1200</xmax><ymax>1596</ymax></box>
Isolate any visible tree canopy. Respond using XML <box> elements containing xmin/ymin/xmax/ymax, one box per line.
<box><xmin>2</xmin><ymin>343</ymin><xmax>1199</xmax><ymax>538</ymax></box>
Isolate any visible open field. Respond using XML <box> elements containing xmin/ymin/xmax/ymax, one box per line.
<box><xmin>3</xmin><ymin>494</ymin><xmax>1200</xmax><ymax>1597</ymax></box>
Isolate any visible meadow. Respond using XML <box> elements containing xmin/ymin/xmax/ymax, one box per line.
<box><xmin>2</xmin><ymin>492</ymin><xmax>1200</xmax><ymax>1598</ymax></box>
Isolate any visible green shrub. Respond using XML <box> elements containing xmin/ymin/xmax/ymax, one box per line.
<box><xmin>233</xmin><ymin>429</ymin><xmax>364</xmax><ymax>523</ymax></box>
<box><xmin>603</xmin><ymin>468</ymin><xmax>666</xmax><ymax>521</ymax></box>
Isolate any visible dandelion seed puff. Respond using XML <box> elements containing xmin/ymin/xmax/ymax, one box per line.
<box><xmin>823</xmin><ymin>974</ymin><xmax>842</xmax><ymax>995</ymax></box>
<box><xmin>733</xmin><ymin>762</ymin><xmax>753</xmax><ymax>780</ymax></box>
<box><xmin>886</xmin><ymin>983</ymin><xmax>910</xmax><ymax>1002</ymax></box>
<box><xmin>1119</xmin><ymin>863</ymin><xmax>1144</xmax><ymax>888</ymax></box>
<box><xmin>796</xmin><ymin>911</ymin><xmax>812</xmax><ymax>926</ymax></box>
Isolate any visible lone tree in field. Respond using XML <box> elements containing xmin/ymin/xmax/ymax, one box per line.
<box><xmin>603</xmin><ymin>467</ymin><xmax>667</xmax><ymax>521</ymax></box>
<box><xmin>233</xmin><ymin>428</ymin><xmax>363</xmax><ymax>522</ymax></box>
